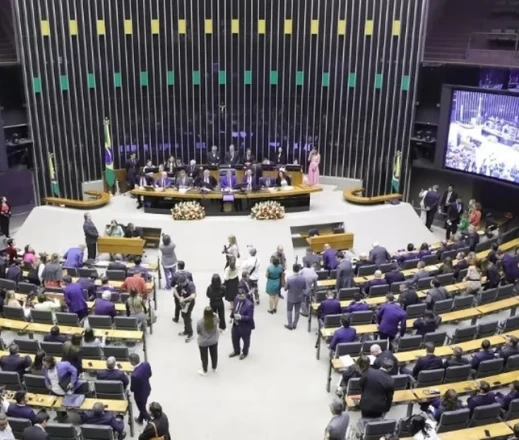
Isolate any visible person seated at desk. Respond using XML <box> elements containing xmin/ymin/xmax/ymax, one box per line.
<box><xmin>0</xmin><ymin>344</ymin><xmax>32</xmax><ymax>379</ymax></box>
<box><xmin>371</xmin><ymin>343</ymin><xmax>399</xmax><ymax>375</ymax></box>
<box><xmin>417</xmin><ymin>243</ymin><xmax>432</xmax><ymax>259</ymax></box>
<box><xmin>22</xmin><ymin>245</ymin><xmax>36</xmax><ymax>265</ymax></box>
<box><xmin>377</xmin><ymin>293</ymin><xmax>406</xmax><ymax>341</ymax></box>
<box><xmin>471</xmin><ymin>339</ymin><xmax>496</xmax><ymax>370</ymax></box>
<box><xmin>32</xmin><ymin>294</ymin><xmax>61</xmax><ymax>313</ymax></box>
<box><xmin>430</xmin><ymin>389</ymin><xmax>465</xmax><ymax>422</ymax></box>
<box><xmin>343</xmin><ymin>292</ymin><xmax>369</xmax><ymax>314</ymax></box>
<box><xmin>407</xmin><ymin>342</ymin><xmax>444</xmax><ymax>378</ymax></box>
<box><xmin>186</xmin><ymin>159</ymin><xmax>200</xmax><ymax>181</ymax></box>
<box><xmin>425</xmin><ymin>278</ymin><xmax>450</xmax><ymax>310</ymax></box>
<box><xmin>154</xmin><ymin>171</ymin><xmax>172</xmax><ymax>190</ymax></box>
<box><xmin>97</xmin><ymin>356</ymin><xmax>129</xmax><ymax>389</ymax></box>
<box><xmin>94</xmin><ymin>290</ymin><xmax>117</xmax><ymax>318</ymax></box>
<box><xmin>273</xmin><ymin>146</ymin><xmax>286</xmax><ymax>165</ymax></box>
<box><xmin>5</xmin><ymin>391</ymin><xmax>36</xmax><ymax>424</ymax></box>
<box><xmin>329</xmin><ymin>316</ymin><xmax>357</xmax><ymax>351</ymax></box>
<box><xmin>398</xmin><ymin>282</ymin><xmax>420</xmax><ymax>310</ymax></box>
<box><xmin>339</xmin><ymin>354</ymin><xmax>370</xmax><ymax>395</ymax></box>
<box><xmin>243</xmin><ymin>148</ymin><xmax>255</xmax><ymax>167</ymax></box>
<box><xmin>495</xmin><ymin>380</ymin><xmax>519</xmax><ymax>410</ymax></box>
<box><xmin>108</xmin><ymin>256</ymin><xmax>128</xmax><ymax>273</ymax></box>
<box><xmin>175</xmin><ymin>169</ymin><xmax>192</xmax><ymax>189</ymax></box>
<box><xmin>397</xmin><ymin>243</ymin><xmax>417</xmax><ymax>264</ymax></box>
<box><xmin>363</xmin><ymin>270</ymin><xmax>387</xmax><ymax>295</ymax></box>
<box><xmin>97</xmin><ymin>276</ymin><xmax>116</xmax><ymax>295</ymax></box>
<box><xmin>25</xmin><ymin>261</ymin><xmax>41</xmax><ymax>286</ymax></box>
<box><xmin>444</xmin><ymin>346</ymin><xmax>470</xmax><ymax>368</ymax></box>
<box><xmin>220</xmin><ymin>170</ymin><xmax>237</xmax><ymax>190</ymax></box>
<box><xmin>121</xmin><ymin>270</ymin><xmax>149</xmax><ymax>298</ymax></box>
<box><xmin>78</xmin><ymin>273</ymin><xmax>97</xmax><ymax>300</ymax></box>
<box><xmin>242</xmin><ymin>168</ymin><xmax>257</xmax><ymax>191</ymax></box>
<box><xmin>354</xmin><ymin>253</ymin><xmax>372</xmax><ymax>275</ymax></box>
<box><xmin>43</xmin><ymin>326</ymin><xmax>68</xmax><ymax>343</ymax></box>
<box><xmin>275</xmin><ymin>169</ymin><xmax>291</xmax><ymax>187</ymax></box>
<box><xmin>6</xmin><ymin>260</ymin><xmax>22</xmax><ymax>283</ymax></box>
<box><xmin>224</xmin><ymin>144</ymin><xmax>240</xmax><ymax>166</ymax></box>
<box><xmin>196</xmin><ymin>169</ymin><xmax>217</xmax><ymax>190</ymax></box>
<box><xmin>499</xmin><ymin>335</ymin><xmax>519</xmax><ymax>361</ymax></box>
<box><xmin>135</xmin><ymin>171</ymin><xmax>154</xmax><ymax>188</ymax></box>
<box><xmin>384</xmin><ymin>264</ymin><xmax>405</xmax><ymax>285</ymax></box>
<box><xmin>81</xmin><ymin>402</ymin><xmax>126</xmax><ymax>439</ymax></box>
<box><xmin>467</xmin><ymin>380</ymin><xmax>496</xmax><ymax>415</ymax></box>
<box><xmin>317</xmin><ymin>291</ymin><xmax>341</xmax><ymax>320</ymax></box>
<box><xmin>369</xmin><ymin>242</ymin><xmax>390</xmax><ymax>266</ymax></box>
<box><xmin>323</xmin><ymin>244</ymin><xmax>338</xmax><ymax>271</ymax></box>
<box><xmin>124</xmin><ymin>223</ymin><xmax>142</xmax><ymax>238</ymax></box>
<box><xmin>63</xmin><ymin>244</ymin><xmax>85</xmax><ymax>269</ymax></box>
<box><xmin>453</xmin><ymin>252</ymin><xmax>468</xmax><ymax>279</ymax></box>
<box><xmin>143</xmin><ymin>160</ymin><xmax>154</xmax><ymax>173</ymax></box>
<box><xmin>466</xmin><ymin>225</ymin><xmax>480</xmax><ymax>252</ymax></box>
<box><xmin>482</xmin><ymin>258</ymin><xmax>501</xmax><ymax>290</ymax></box>
<box><xmin>128</xmin><ymin>256</ymin><xmax>151</xmax><ymax>281</ymax></box>
<box><xmin>413</xmin><ymin>311</ymin><xmax>440</xmax><ymax>337</ymax></box>
<box><xmin>206</xmin><ymin>146</ymin><xmax>220</xmax><ymax>166</ymax></box>
<box><xmin>106</xmin><ymin>220</ymin><xmax>124</xmax><ymax>237</ymax></box>
<box><xmin>408</xmin><ymin>261</ymin><xmax>430</xmax><ymax>286</ymax></box>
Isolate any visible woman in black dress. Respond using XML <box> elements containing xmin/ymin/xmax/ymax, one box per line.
<box><xmin>206</xmin><ymin>274</ymin><xmax>226</xmax><ymax>331</ymax></box>
<box><xmin>0</xmin><ymin>196</ymin><xmax>11</xmax><ymax>237</ymax></box>
<box><xmin>224</xmin><ymin>256</ymin><xmax>239</xmax><ymax>308</ymax></box>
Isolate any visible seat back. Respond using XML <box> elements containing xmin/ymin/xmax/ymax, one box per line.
<box><xmin>457</xmin><ymin>268</ymin><xmax>469</xmax><ymax>280</ymax></box>
<box><xmin>423</xmin><ymin>331</ymin><xmax>447</xmax><ymax>347</ymax></box>
<box><xmin>362</xmin><ymin>339</ymin><xmax>388</xmax><ymax>354</ymax></box>
<box><xmin>346</xmin><ymin>377</ymin><xmax>361</xmax><ymax>396</ymax></box>
<box><xmin>338</xmin><ymin>287</ymin><xmax>359</xmax><ymax>301</ymax></box>
<box><xmin>55</xmin><ymin>312</ymin><xmax>80</xmax><ymax>326</ymax></box>
<box><xmin>3</xmin><ymin>306</ymin><xmax>25</xmax><ymax>320</ymax></box>
<box><xmin>18</xmin><ymin>282</ymin><xmax>39</xmax><ymax>294</ymax></box>
<box><xmin>502</xmin><ymin>315</ymin><xmax>519</xmax><ymax>332</ymax></box>
<box><xmin>358</xmin><ymin>265</ymin><xmax>377</xmax><ymax>276</ymax></box>
<box><xmin>350</xmin><ymin>311</ymin><xmax>373</xmax><ymax>326</ymax></box>
<box><xmin>65</xmin><ymin>268</ymin><xmax>78</xmax><ymax>277</ymax></box>
<box><xmin>390</xmin><ymin>281</ymin><xmax>406</xmax><ymax>293</ymax></box>
<box><xmin>13</xmin><ymin>339</ymin><xmax>40</xmax><ymax>354</ymax></box>
<box><xmin>475</xmin><ymin>358</ymin><xmax>504</xmax><ymax>378</ymax></box>
<box><xmin>475</xmin><ymin>240</ymin><xmax>492</xmax><ymax>253</ymax></box>
<box><xmin>503</xmin><ymin>398</ymin><xmax>519</xmax><ymax>421</ymax></box>
<box><xmin>24</xmin><ymin>374</ymin><xmax>50</xmax><ymax>394</ymax></box>
<box><xmin>422</xmin><ymin>254</ymin><xmax>439</xmax><ymax>265</ymax></box>
<box><xmin>45</xmin><ymin>423</ymin><xmax>78</xmax><ymax>440</ymax></box>
<box><xmin>451</xmin><ymin>325</ymin><xmax>478</xmax><ymax>343</ymax></box>
<box><xmin>88</xmin><ymin>315</ymin><xmax>113</xmax><ymax>329</ymax></box>
<box><xmin>392</xmin><ymin>374</ymin><xmax>409</xmax><ymax>390</ymax></box>
<box><xmin>437</xmin><ymin>273</ymin><xmax>455</xmax><ymax>286</ymax></box>
<box><xmin>103</xmin><ymin>346</ymin><xmax>130</xmax><ymax>361</ymax></box>
<box><xmin>80</xmin><ymin>425</ymin><xmax>115</xmax><ymax>440</ymax></box>
<box><xmin>81</xmin><ymin>345</ymin><xmax>103</xmax><ymax>360</ymax></box>
<box><xmin>78</xmin><ymin>268</ymin><xmax>99</xmax><ymax>279</ymax></box>
<box><xmin>316</xmin><ymin>270</ymin><xmax>329</xmax><ymax>280</ymax></box>
<box><xmin>441</xmin><ymin>250</ymin><xmax>457</xmax><ymax>261</ymax></box>
<box><xmin>30</xmin><ymin>309</ymin><xmax>54</xmax><ymax>324</ymax></box>
<box><xmin>0</xmin><ymin>371</ymin><xmax>23</xmax><ymax>390</ymax></box>
<box><xmin>402</xmin><ymin>259</ymin><xmax>420</xmax><ymax>270</ymax></box>
<box><xmin>7</xmin><ymin>417</ymin><xmax>32</xmax><ymax>440</ymax></box>
<box><xmin>443</xmin><ymin>365</ymin><xmax>472</xmax><ymax>383</ymax></box>
<box><xmin>437</xmin><ymin>408</ymin><xmax>470</xmax><ymax>433</ymax></box>
<box><xmin>458</xmin><ymin>246</ymin><xmax>471</xmax><ymax>256</ymax></box>
<box><xmin>106</xmin><ymin>270</ymin><xmax>126</xmax><ymax>281</ymax></box>
<box><xmin>314</xmin><ymin>290</ymin><xmax>327</xmax><ymax>303</ymax></box>
<box><xmin>368</xmin><ymin>284</ymin><xmax>389</xmax><ymax>298</ymax></box>
<box><xmin>41</xmin><ymin>341</ymin><xmax>64</xmax><ymax>356</ymax></box>
<box><xmin>396</xmin><ymin>335</ymin><xmax>423</xmax><ymax>352</ymax></box>
<box><xmin>0</xmin><ymin>279</ymin><xmax>16</xmax><ymax>290</ymax></box>
<box><xmin>417</xmin><ymin>277</ymin><xmax>434</xmax><ymax>290</ymax></box>
<box><xmin>323</xmin><ymin>314</ymin><xmax>342</xmax><ymax>329</ymax></box>
<box><xmin>95</xmin><ymin>291</ymin><xmax>120</xmax><ymax>302</ymax></box>
<box><xmin>329</xmin><ymin>270</ymin><xmax>337</xmax><ymax>280</ymax></box>
<box><xmin>406</xmin><ymin>303</ymin><xmax>426</xmax><ymax>319</ymax></box>
<box><xmin>476</xmin><ymin>321</ymin><xmax>499</xmax><ymax>339</ymax></box>
<box><xmin>45</xmin><ymin>286</ymin><xmax>63</xmax><ymax>293</ymax></box>
<box><xmin>468</xmin><ymin>403</ymin><xmax>502</xmax><ymax>427</ymax></box>
<box><xmin>505</xmin><ymin>354</ymin><xmax>519</xmax><ymax>371</ymax></box>
<box><xmin>364</xmin><ymin>420</ymin><xmax>397</xmax><ymax>440</ymax></box>
<box><xmin>378</xmin><ymin>263</ymin><xmax>394</xmax><ymax>274</ymax></box>
<box><xmin>433</xmin><ymin>298</ymin><xmax>453</xmax><ymax>314</ymax></box>
<box><xmin>497</xmin><ymin>284</ymin><xmax>514</xmax><ymax>300</ymax></box>
<box><xmin>453</xmin><ymin>295</ymin><xmax>474</xmax><ymax>311</ymax></box>
<box><xmin>416</xmin><ymin>368</ymin><xmax>445</xmax><ymax>387</ymax></box>
<box><xmin>93</xmin><ymin>380</ymin><xmax>125</xmax><ymax>399</ymax></box>
<box><xmin>478</xmin><ymin>288</ymin><xmax>498</xmax><ymax>305</ymax></box>
<box><xmin>335</xmin><ymin>342</ymin><xmax>362</xmax><ymax>357</ymax></box>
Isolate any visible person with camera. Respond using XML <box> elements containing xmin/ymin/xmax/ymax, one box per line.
<box><xmin>173</xmin><ymin>275</ymin><xmax>196</xmax><ymax>343</ymax></box>
<box><xmin>223</xmin><ymin>235</ymin><xmax>240</xmax><ymax>268</ymax></box>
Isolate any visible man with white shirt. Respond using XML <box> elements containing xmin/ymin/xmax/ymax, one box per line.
<box><xmin>32</xmin><ymin>294</ymin><xmax>61</xmax><ymax>313</ymax></box>
<box><xmin>241</xmin><ymin>247</ymin><xmax>261</xmax><ymax>304</ymax></box>
<box><xmin>440</xmin><ymin>184</ymin><xmax>458</xmax><ymax>213</ymax></box>
<box><xmin>0</xmin><ymin>413</ymin><xmax>15</xmax><ymax>440</ymax></box>
<box><xmin>300</xmin><ymin>261</ymin><xmax>318</xmax><ymax>316</ymax></box>
<box><xmin>196</xmin><ymin>169</ymin><xmax>217</xmax><ymax>190</ymax></box>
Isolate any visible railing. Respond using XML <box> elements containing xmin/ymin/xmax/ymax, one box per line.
<box><xmin>468</xmin><ymin>31</ymin><xmax>519</xmax><ymax>53</ymax></box>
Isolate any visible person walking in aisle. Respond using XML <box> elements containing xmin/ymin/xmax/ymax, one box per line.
<box><xmin>159</xmin><ymin>234</ymin><xmax>177</xmax><ymax>290</ymax></box>
<box><xmin>196</xmin><ymin>307</ymin><xmax>220</xmax><ymax>376</ymax></box>
<box><xmin>241</xmin><ymin>247</ymin><xmax>261</xmax><ymax>305</ymax></box>
<box><xmin>266</xmin><ymin>256</ymin><xmax>284</xmax><ymax>314</ymax></box>
<box><xmin>0</xmin><ymin>196</ymin><xmax>11</xmax><ymax>238</ymax></box>
<box><xmin>229</xmin><ymin>290</ymin><xmax>255</xmax><ymax>360</ymax></box>
<box><xmin>284</xmin><ymin>263</ymin><xmax>307</xmax><ymax>330</ymax></box>
<box><xmin>206</xmin><ymin>274</ymin><xmax>226</xmax><ymax>332</ymax></box>
<box><xmin>129</xmin><ymin>353</ymin><xmax>152</xmax><ymax>425</ymax></box>
<box><xmin>173</xmin><ymin>275</ymin><xmax>196</xmax><ymax>343</ymax></box>
<box><xmin>83</xmin><ymin>212</ymin><xmax>99</xmax><ymax>261</ymax></box>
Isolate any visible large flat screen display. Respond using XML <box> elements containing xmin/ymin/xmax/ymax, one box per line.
<box><xmin>443</xmin><ymin>88</ymin><xmax>519</xmax><ymax>184</ymax></box>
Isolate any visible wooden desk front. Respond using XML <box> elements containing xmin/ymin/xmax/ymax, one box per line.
<box><xmin>306</xmin><ymin>233</ymin><xmax>354</xmax><ymax>253</ymax></box>
<box><xmin>97</xmin><ymin>237</ymin><xmax>145</xmax><ymax>256</ymax></box>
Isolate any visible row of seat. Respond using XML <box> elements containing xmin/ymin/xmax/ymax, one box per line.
<box><xmin>7</xmin><ymin>418</ymin><xmax>119</xmax><ymax>440</ymax></box>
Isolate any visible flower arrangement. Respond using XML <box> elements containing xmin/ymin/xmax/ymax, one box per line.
<box><xmin>171</xmin><ymin>201</ymin><xmax>205</xmax><ymax>220</ymax></box>
<box><xmin>251</xmin><ymin>201</ymin><xmax>285</xmax><ymax>220</ymax></box>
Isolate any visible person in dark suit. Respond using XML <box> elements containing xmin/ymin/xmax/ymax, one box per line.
<box><xmin>186</xmin><ymin>160</ymin><xmax>200</xmax><ymax>181</ymax></box>
<box><xmin>138</xmin><ymin>402</ymin><xmax>170</xmax><ymax>440</ymax></box>
<box><xmin>471</xmin><ymin>339</ymin><xmax>495</xmax><ymax>370</ymax></box>
<box><xmin>425</xmin><ymin>278</ymin><xmax>450</xmax><ymax>310</ymax></box>
<box><xmin>495</xmin><ymin>380</ymin><xmax>519</xmax><ymax>410</ymax></box>
<box><xmin>175</xmin><ymin>170</ymin><xmax>193</xmax><ymax>189</ymax></box>
<box><xmin>43</xmin><ymin>326</ymin><xmax>68</xmax><ymax>344</ymax></box>
<box><xmin>398</xmin><ymin>282</ymin><xmax>420</xmax><ymax>310</ymax></box>
<box><xmin>317</xmin><ymin>291</ymin><xmax>341</xmax><ymax>320</ymax></box>
<box><xmin>6</xmin><ymin>391</ymin><xmax>36</xmax><ymax>423</ymax></box>
<box><xmin>81</xmin><ymin>402</ymin><xmax>125</xmax><ymax>438</ymax></box>
<box><xmin>439</xmin><ymin>185</ymin><xmax>458</xmax><ymax>214</ymax></box>
<box><xmin>154</xmin><ymin>172</ymin><xmax>172</xmax><ymax>190</ymax></box>
<box><xmin>423</xmin><ymin>185</ymin><xmax>440</xmax><ymax>230</ymax></box>
<box><xmin>329</xmin><ymin>316</ymin><xmax>357</xmax><ymax>351</ymax></box>
<box><xmin>335</xmin><ymin>252</ymin><xmax>353</xmax><ymax>290</ymax></box>
<box><xmin>275</xmin><ymin>169</ymin><xmax>292</xmax><ymax>187</ymax></box>
<box><xmin>466</xmin><ymin>225</ymin><xmax>480</xmax><ymax>252</ymax></box>
<box><xmin>371</xmin><ymin>344</ymin><xmax>399</xmax><ymax>375</ymax></box>
<box><xmin>369</xmin><ymin>242</ymin><xmax>390</xmax><ymax>266</ymax></box>
<box><xmin>396</xmin><ymin>244</ymin><xmax>417</xmax><ymax>264</ymax></box>
<box><xmin>323</xmin><ymin>244</ymin><xmax>339</xmax><ymax>271</ymax></box>
<box><xmin>410</xmin><ymin>342</ymin><xmax>444</xmax><ymax>378</ymax></box>
<box><xmin>219</xmin><ymin>170</ymin><xmax>237</xmax><ymax>190</ymax></box>
<box><xmin>21</xmin><ymin>411</ymin><xmax>50</xmax><ymax>440</ymax></box>
<box><xmin>243</xmin><ymin>148</ymin><xmax>255</xmax><ymax>167</ymax></box>
<box><xmin>135</xmin><ymin>172</ymin><xmax>154</xmax><ymax>208</ymax></box>
<box><xmin>224</xmin><ymin>145</ymin><xmax>240</xmax><ymax>166</ymax></box>
<box><xmin>358</xmin><ymin>357</ymin><xmax>395</xmax><ymax>418</ymax></box>
<box><xmin>6</xmin><ymin>260</ymin><xmax>22</xmax><ymax>283</ymax></box>
<box><xmin>377</xmin><ymin>294</ymin><xmax>406</xmax><ymax>341</ymax></box>
<box><xmin>83</xmin><ymin>212</ymin><xmax>99</xmax><ymax>261</ymax></box>
<box><xmin>129</xmin><ymin>353</ymin><xmax>152</xmax><ymax>425</ymax></box>
<box><xmin>195</xmin><ymin>169</ymin><xmax>217</xmax><ymax>190</ymax></box>
<box><xmin>453</xmin><ymin>252</ymin><xmax>468</xmax><ymax>280</ymax></box>
<box><xmin>0</xmin><ymin>344</ymin><xmax>32</xmax><ymax>379</ymax></box>
<box><xmin>343</xmin><ymin>292</ymin><xmax>369</xmax><ymax>314</ymax></box>
<box><xmin>78</xmin><ymin>274</ymin><xmax>97</xmax><ymax>300</ymax></box>
<box><xmin>125</xmin><ymin>153</ymin><xmax>138</xmax><ymax>190</ymax></box>
<box><xmin>412</xmin><ymin>311</ymin><xmax>440</xmax><ymax>337</ymax></box>
<box><xmin>241</xmin><ymin>169</ymin><xmax>257</xmax><ymax>190</ymax></box>
<box><xmin>444</xmin><ymin>346</ymin><xmax>470</xmax><ymax>368</ymax></box>
<box><xmin>445</xmin><ymin>197</ymin><xmax>464</xmax><ymax>239</ymax></box>
<box><xmin>467</xmin><ymin>380</ymin><xmax>496</xmax><ymax>415</ymax></box>
<box><xmin>206</xmin><ymin>146</ymin><xmax>220</xmax><ymax>166</ymax></box>
<box><xmin>499</xmin><ymin>335</ymin><xmax>519</xmax><ymax>362</ymax></box>
<box><xmin>229</xmin><ymin>290</ymin><xmax>255</xmax><ymax>360</ymax></box>
<box><xmin>364</xmin><ymin>270</ymin><xmax>388</xmax><ymax>296</ymax></box>
<box><xmin>384</xmin><ymin>264</ymin><xmax>405</xmax><ymax>286</ymax></box>
<box><xmin>273</xmin><ymin>147</ymin><xmax>286</xmax><ymax>165</ymax></box>
<box><xmin>97</xmin><ymin>356</ymin><xmax>129</xmax><ymax>389</ymax></box>
<box><xmin>408</xmin><ymin>261</ymin><xmax>430</xmax><ymax>287</ymax></box>
<box><xmin>108</xmin><ymin>256</ymin><xmax>127</xmax><ymax>273</ymax></box>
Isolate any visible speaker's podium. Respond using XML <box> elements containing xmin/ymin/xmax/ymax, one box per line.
<box><xmin>97</xmin><ymin>237</ymin><xmax>145</xmax><ymax>256</ymax></box>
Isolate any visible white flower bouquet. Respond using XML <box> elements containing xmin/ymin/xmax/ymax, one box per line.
<box><xmin>251</xmin><ymin>201</ymin><xmax>285</xmax><ymax>220</ymax></box>
<box><xmin>171</xmin><ymin>201</ymin><xmax>205</xmax><ymax>220</ymax></box>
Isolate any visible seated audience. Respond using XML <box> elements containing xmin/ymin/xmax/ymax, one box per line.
<box><xmin>76</xmin><ymin>272</ymin><xmax>97</xmax><ymax>300</ymax></box>
<box><xmin>275</xmin><ymin>169</ymin><xmax>291</xmax><ymax>187</ymax></box>
<box><xmin>22</xmin><ymin>412</ymin><xmax>49</xmax><ymax>440</ymax></box>
<box><xmin>371</xmin><ymin>343</ymin><xmax>399</xmax><ymax>375</ymax></box>
<box><xmin>471</xmin><ymin>339</ymin><xmax>495</xmax><ymax>369</ymax></box>
<box><xmin>94</xmin><ymin>290</ymin><xmax>117</xmax><ymax>318</ymax></box>
<box><xmin>318</xmin><ymin>291</ymin><xmax>341</xmax><ymax>320</ymax></box>
<box><xmin>377</xmin><ymin>293</ymin><xmax>406</xmax><ymax>341</ymax></box>
<box><xmin>105</xmin><ymin>219</ymin><xmax>124</xmax><ymax>237</ymax></box>
<box><xmin>324</xmin><ymin>399</ymin><xmax>349</xmax><ymax>440</ymax></box>
<box><xmin>42</xmin><ymin>355</ymin><xmax>89</xmax><ymax>395</ymax></box>
<box><xmin>97</xmin><ymin>356</ymin><xmax>129</xmax><ymax>389</ymax></box>
<box><xmin>0</xmin><ymin>344</ymin><xmax>32</xmax><ymax>379</ymax></box>
<box><xmin>322</xmin><ymin>244</ymin><xmax>339</xmax><ymax>271</ymax></box>
<box><xmin>482</xmin><ymin>258</ymin><xmax>500</xmax><ymax>290</ymax></box>
<box><xmin>408</xmin><ymin>342</ymin><xmax>444</xmax><ymax>378</ymax></box>
<box><xmin>398</xmin><ymin>282</ymin><xmax>420</xmax><ymax>310</ymax></box>
<box><xmin>468</xmin><ymin>202</ymin><xmax>482</xmax><ymax>228</ymax></box>
<box><xmin>353</xmin><ymin>253</ymin><xmax>371</xmax><ymax>275</ymax></box>
<box><xmin>487</xmin><ymin>243</ymin><xmax>500</xmax><ymax>265</ymax></box>
<box><xmin>384</xmin><ymin>264</ymin><xmax>405</xmax><ymax>285</ymax></box>
<box><xmin>425</xmin><ymin>278</ymin><xmax>450</xmax><ymax>310</ymax></box>
<box><xmin>6</xmin><ymin>261</ymin><xmax>22</xmax><ymax>283</ymax></box>
<box><xmin>343</xmin><ymin>292</ymin><xmax>369</xmax><ymax>313</ymax></box>
<box><xmin>466</xmin><ymin>225</ymin><xmax>480</xmax><ymax>252</ymax></box>
<box><xmin>329</xmin><ymin>316</ymin><xmax>357</xmax><ymax>351</ymax></box>
<box><xmin>417</xmin><ymin>243</ymin><xmax>432</xmax><ymax>259</ymax></box>
<box><xmin>219</xmin><ymin>170</ymin><xmax>236</xmax><ymax>190</ymax></box>
<box><xmin>81</xmin><ymin>402</ymin><xmax>125</xmax><ymax>438</ymax></box>
<box><xmin>196</xmin><ymin>169</ymin><xmax>217</xmax><ymax>190</ymax></box>
<box><xmin>22</xmin><ymin>245</ymin><xmax>36</xmax><ymax>265</ymax></box>
<box><xmin>29</xmin><ymin>351</ymin><xmax>45</xmax><ymax>376</ymax></box>
<box><xmin>98</xmin><ymin>276</ymin><xmax>116</xmax><ymax>294</ymax></box>
<box><xmin>397</xmin><ymin>243</ymin><xmax>417</xmax><ymax>264</ymax></box>
<box><xmin>464</xmin><ymin>258</ymin><xmax>482</xmax><ymax>295</ymax></box>
<box><xmin>467</xmin><ymin>380</ymin><xmax>496</xmax><ymax>414</ymax></box>
<box><xmin>437</xmin><ymin>256</ymin><xmax>453</xmax><ymax>275</ymax></box>
<box><xmin>444</xmin><ymin>346</ymin><xmax>470</xmax><ymax>368</ymax></box>
<box><xmin>5</xmin><ymin>391</ymin><xmax>36</xmax><ymax>423</ymax></box>
<box><xmin>363</xmin><ymin>270</ymin><xmax>387</xmax><ymax>295</ymax></box>
<box><xmin>453</xmin><ymin>252</ymin><xmax>468</xmax><ymax>279</ymax></box>
<box><xmin>413</xmin><ymin>311</ymin><xmax>440</xmax><ymax>337</ymax></box>
<box><xmin>408</xmin><ymin>261</ymin><xmax>430</xmax><ymax>286</ymax></box>
<box><xmin>25</xmin><ymin>261</ymin><xmax>41</xmax><ymax>286</ymax></box>
<box><xmin>128</xmin><ymin>256</ymin><xmax>151</xmax><ymax>281</ymax></box>
<box><xmin>499</xmin><ymin>335</ymin><xmax>519</xmax><ymax>361</ymax></box>
<box><xmin>41</xmin><ymin>253</ymin><xmax>63</xmax><ymax>287</ymax></box>
<box><xmin>430</xmin><ymin>389</ymin><xmax>464</xmax><ymax>422</ymax></box>
<box><xmin>154</xmin><ymin>171</ymin><xmax>171</xmax><ymax>189</ymax></box>
<box><xmin>82</xmin><ymin>328</ymin><xmax>104</xmax><ymax>348</ymax></box>
<box><xmin>63</xmin><ymin>244</ymin><xmax>85</xmax><ymax>268</ymax></box>
<box><xmin>339</xmin><ymin>354</ymin><xmax>370</xmax><ymax>395</ymax></box>
<box><xmin>121</xmin><ymin>270</ymin><xmax>149</xmax><ymax>298</ymax></box>
<box><xmin>108</xmin><ymin>255</ymin><xmax>127</xmax><ymax>272</ymax></box>
<box><xmin>32</xmin><ymin>294</ymin><xmax>61</xmax><ymax>313</ymax></box>
<box><xmin>43</xmin><ymin>325</ymin><xmax>68</xmax><ymax>343</ymax></box>
<box><xmin>407</xmin><ymin>414</ymin><xmax>437</xmax><ymax>440</ymax></box>
<box><xmin>495</xmin><ymin>380</ymin><xmax>519</xmax><ymax>410</ymax></box>
<box><xmin>369</xmin><ymin>242</ymin><xmax>390</xmax><ymax>266</ymax></box>
<box><xmin>5</xmin><ymin>290</ymin><xmax>20</xmax><ymax>308</ymax></box>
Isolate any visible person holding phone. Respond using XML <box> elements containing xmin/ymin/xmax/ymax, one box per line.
<box><xmin>173</xmin><ymin>275</ymin><xmax>196</xmax><ymax>343</ymax></box>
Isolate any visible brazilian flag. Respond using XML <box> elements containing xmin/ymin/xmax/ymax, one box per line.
<box><xmin>48</xmin><ymin>153</ymin><xmax>60</xmax><ymax>196</ymax></box>
<box><xmin>104</xmin><ymin>118</ymin><xmax>116</xmax><ymax>188</ymax></box>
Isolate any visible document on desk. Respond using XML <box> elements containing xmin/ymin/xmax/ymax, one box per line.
<box><xmin>281</xmin><ymin>185</ymin><xmax>294</xmax><ymax>191</ymax></box>
<box><xmin>178</xmin><ymin>188</ymin><xmax>189</xmax><ymax>194</ymax></box>
<box><xmin>339</xmin><ymin>355</ymin><xmax>354</xmax><ymax>368</ymax></box>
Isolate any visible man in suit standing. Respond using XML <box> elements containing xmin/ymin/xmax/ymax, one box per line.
<box><xmin>0</xmin><ymin>344</ymin><xmax>32</xmax><ymax>379</ymax></box>
<box><xmin>377</xmin><ymin>293</ymin><xmax>406</xmax><ymax>341</ymax></box>
<box><xmin>369</xmin><ymin>242</ymin><xmax>390</xmax><ymax>266</ymax></box>
<box><xmin>196</xmin><ymin>169</ymin><xmax>217</xmax><ymax>190</ymax></box>
<box><xmin>445</xmin><ymin>196</ymin><xmax>464</xmax><ymax>239</ymax></box>
<box><xmin>439</xmin><ymin>184</ymin><xmax>458</xmax><ymax>213</ymax></box>
<box><xmin>322</xmin><ymin>244</ymin><xmax>338</xmax><ymax>270</ymax></box>
<box><xmin>424</xmin><ymin>185</ymin><xmax>440</xmax><ymax>230</ymax></box>
<box><xmin>125</xmin><ymin>153</ymin><xmax>138</xmax><ymax>191</ymax></box>
<box><xmin>83</xmin><ymin>212</ymin><xmax>99</xmax><ymax>261</ymax></box>
<box><xmin>173</xmin><ymin>275</ymin><xmax>196</xmax><ymax>343</ymax></box>
<box><xmin>224</xmin><ymin>144</ymin><xmax>240</xmax><ymax>166</ymax></box>
<box><xmin>284</xmin><ymin>264</ymin><xmax>306</xmax><ymax>330</ymax></box>
<box><xmin>97</xmin><ymin>357</ymin><xmax>129</xmax><ymax>389</ymax></box>
<box><xmin>21</xmin><ymin>412</ymin><xmax>50</xmax><ymax>440</ymax></box>
<box><xmin>302</xmin><ymin>248</ymin><xmax>321</xmax><ymax>268</ymax></box>
<box><xmin>219</xmin><ymin>170</ymin><xmax>237</xmax><ymax>190</ymax></box>
<box><xmin>129</xmin><ymin>353</ymin><xmax>152</xmax><ymax>425</ymax></box>
<box><xmin>171</xmin><ymin>261</ymin><xmax>194</xmax><ymax>323</ymax></box>
<box><xmin>207</xmin><ymin>145</ymin><xmax>220</xmax><ymax>166</ymax></box>
<box><xmin>154</xmin><ymin>172</ymin><xmax>171</xmax><ymax>190</ymax></box>
<box><xmin>359</xmin><ymin>358</ymin><xmax>395</xmax><ymax>419</ymax></box>
<box><xmin>335</xmin><ymin>252</ymin><xmax>353</xmax><ymax>290</ymax></box>
<box><xmin>62</xmin><ymin>275</ymin><xmax>88</xmax><ymax>320</ymax></box>
<box><xmin>229</xmin><ymin>290</ymin><xmax>255</xmax><ymax>360</ymax></box>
